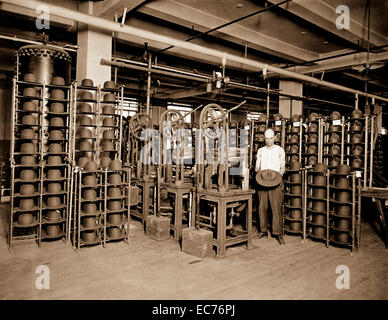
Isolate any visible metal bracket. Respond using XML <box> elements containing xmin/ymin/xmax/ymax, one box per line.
<box><xmin>121</xmin><ymin>7</ymin><xmax>128</xmax><ymax>26</ymax></box>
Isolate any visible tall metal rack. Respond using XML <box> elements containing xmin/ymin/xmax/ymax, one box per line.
<box><xmin>283</xmin><ymin>165</ymin><xmax>306</xmax><ymax>238</ymax></box>
<box><xmin>303</xmin><ymin>167</ymin><xmax>361</xmax><ymax>253</ymax></box>
<box><xmin>345</xmin><ymin>115</ymin><xmax>375</xmax><ymax>188</ymax></box>
<box><xmin>9</xmin><ymin>75</ymin><xmax>71</xmax><ymax>250</ymax></box>
<box><xmin>9</xmin><ymin>77</ymin><xmax>43</xmax><ymax>250</ymax></box>
<box><xmin>285</xmin><ymin>116</ymin><xmax>304</xmax><ymax>169</ymax></box>
<box><xmin>103</xmin><ymin>167</ymin><xmax>131</xmax><ymax>246</ymax></box>
<box><xmin>73</xmin><ymin>168</ymin><xmax>104</xmax><ymax>251</ymax></box>
<box><xmin>69</xmin><ymin>80</ymin><xmax>125</xmax><ymax>250</ymax></box>
<box><xmin>329</xmin><ymin>171</ymin><xmax>361</xmax><ymax>253</ymax></box>
<box><xmin>41</xmin><ymin>82</ymin><xmax>71</xmax><ymax>243</ymax></box>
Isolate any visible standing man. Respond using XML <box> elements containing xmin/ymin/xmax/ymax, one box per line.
<box><xmin>255</xmin><ymin>128</ymin><xmax>286</xmax><ymax>245</ymax></box>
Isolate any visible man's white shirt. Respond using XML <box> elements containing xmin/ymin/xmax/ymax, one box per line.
<box><xmin>256</xmin><ymin>145</ymin><xmax>285</xmax><ymax>173</ymax></box>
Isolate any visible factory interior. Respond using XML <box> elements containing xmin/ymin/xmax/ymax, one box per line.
<box><xmin>0</xmin><ymin>0</ymin><xmax>387</xmax><ymax>301</ymax></box>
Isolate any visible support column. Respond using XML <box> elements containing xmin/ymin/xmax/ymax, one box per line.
<box><xmin>279</xmin><ymin>80</ymin><xmax>303</xmax><ymax>118</ymax></box>
<box><xmin>76</xmin><ymin>24</ymin><xmax>112</xmax><ymax>86</ymax></box>
<box><xmin>76</xmin><ymin>1</ymin><xmax>111</xmax><ymax>85</ymax></box>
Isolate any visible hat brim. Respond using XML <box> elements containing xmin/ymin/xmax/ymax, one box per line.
<box><xmin>256</xmin><ymin>170</ymin><xmax>282</xmax><ymax>187</ymax></box>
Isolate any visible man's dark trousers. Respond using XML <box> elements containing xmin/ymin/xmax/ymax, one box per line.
<box><xmin>257</xmin><ymin>182</ymin><xmax>283</xmax><ymax>235</ymax></box>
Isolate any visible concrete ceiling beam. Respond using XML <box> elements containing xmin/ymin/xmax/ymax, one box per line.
<box><xmin>138</xmin><ymin>0</ymin><xmax>318</xmax><ymax>62</ymax></box>
<box><xmin>93</xmin><ymin>0</ymin><xmax>148</xmax><ymax>19</ymax></box>
<box><xmin>268</xmin><ymin>0</ymin><xmax>388</xmax><ymax>47</ymax></box>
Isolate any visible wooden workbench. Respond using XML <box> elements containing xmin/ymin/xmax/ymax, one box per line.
<box><xmin>361</xmin><ymin>187</ymin><xmax>388</xmax><ymax>248</ymax></box>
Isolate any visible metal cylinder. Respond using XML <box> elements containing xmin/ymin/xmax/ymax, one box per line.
<box><xmin>28</xmin><ymin>54</ymin><xmax>53</xmax><ymax>85</ymax></box>
<box><xmin>18</xmin><ymin>45</ymin><xmax>71</xmax><ymax>84</ymax></box>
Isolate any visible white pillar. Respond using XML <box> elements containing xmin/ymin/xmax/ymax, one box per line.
<box><xmin>279</xmin><ymin>80</ymin><xmax>303</xmax><ymax>118</ymax></box>
<box><xmin>76</xmin><ymin>24</ymin><xmax>112</xmax><ymax>86</ymax></box>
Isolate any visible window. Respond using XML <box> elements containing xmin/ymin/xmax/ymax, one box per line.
<box><xmin>167</xmin><ymin>102</ymin><xmax>192</xmax><ymax>124</ymax></box>
<box><xmin>247</xmin><ymin>112</ymin><xmax>263</xmax><ymax>121</ymax></box>
<box><xmin>122</xmin><ymin>97</ymin><xmax>138</xmax><ymax>118</ymax></box>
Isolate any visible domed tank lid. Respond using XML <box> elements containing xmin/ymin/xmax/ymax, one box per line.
<box><xmin>18</xmin><ymin>45</ymin><xmax>71</xmax><ymax>62</ymax></box>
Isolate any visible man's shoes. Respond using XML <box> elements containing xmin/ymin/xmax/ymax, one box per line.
<box><xmin>277</xmin><ymin>235</ymin><xmax>285</xmax><ymax>245</ymax></box>
<box><xmin>256</xmin><ymin>232</ymin><xmax>268</xmax><ymax>239</ymax></box>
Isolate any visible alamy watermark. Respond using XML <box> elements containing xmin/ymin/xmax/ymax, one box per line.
<box><xmin>35</xmin><ymin>5</ymin><xmax>50</xmax><ymax>30</ymax></box>
<box><xmin>35</xmin><ymin>265</ymin><xmax>50</xmax><ymax>290</ymax></box>
<box><xmin>336</xmin><ymin>5</ymin><xmax>350</xmax><ymax>30</ymax></box>
<box><xmin>336</xmin><ymin>265</ymin><xmax>350</xmax><ymax>290</ymax></box>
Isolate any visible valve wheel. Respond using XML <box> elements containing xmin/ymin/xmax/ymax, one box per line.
<box><xmin>159</xmin><ymin>110</ymin><xmax>184</xmax><ymax>139</ymax></box>
<box><xmin>129</xmin><ymin>113</ymin><xmax>152</xmax><ymax>139</ymax></box>
<box><xmin>199</xmin><ymin>103</ymin><xmax>225</xmax><ymax>139</ymax></box>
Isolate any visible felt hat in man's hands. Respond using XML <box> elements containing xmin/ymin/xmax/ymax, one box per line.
<box><xmin>256</xmin><ymin>169</ymin><xmax>282</xmax><ymax>187</ymax></box>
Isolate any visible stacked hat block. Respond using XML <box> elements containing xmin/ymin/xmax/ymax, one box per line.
<box><xmin>346</xmin><ymin>109</ymin><xmax>366</xmax><ymax>184</ymax></box>
<box><xmin>99</xmin><ymin>80</ymin><xmax>122</xmax><ymax>164</ymax></box>
<box><xmin>283</xmin><ymin>161</ymin><xmax>305</xmax><ymax>236</ymax></box>
<box><xmin>329</xmin><ymin>164</ymin><xmax>358</xmax><ymax>250</ymax></box>
<box><xmin>9</xmin><ymin>73</ymin><xmax>70</xmax><ymax>249</ymax></box>
<box><xmin>252</xmin><ymin>113</ymin><xmax>267</xmax><ymax>156</ymax></box>
<box><xmin>72</xmin><ymin>78</ymin><xmax>99</xmax><ymax>249</ymax></box>
<box><xmin>285</xmin><ymin>114</ymin><xmax>304</xmax><ymax>170</ymax></box>
<box><xmin>304</xmin><ymin>112</ymin><xmax>320</xmax><ymax>167</ymax></box>
<box><xmin>74</xmin><ymin>159</ymin><xmax>104</xmax><ymax>251</ymax></box>
<box><xmin>10</xmin><ymin>75</ymin><xmax>43</xmax><ymax>248</ymax></box>
<box><xmin>41</xmin><ymin>76</ymin><xmax>70</xmax><ymax>242</ymax></box>
<box><xmin>306</xmin><ymin>163</ymin><xmax>329</xmax><ymax>244</ymax></box>
<box><xmin>324</xmin><ymin>111</ymin><xmax>344</xmax><ymax>171</ymax></box>
<box><xmin>373</xmin><ymin>135</ymin><xmax>385</xmax><ymax>183</ymax></box>
<box><xmin>72</xmin><ymin>79</ymin><xmax>127</xmax><ymax>251</ymax></box>
<box><xmin>269</xmin><ymin>113</ymin><xmax>285</xmax><ymax>147</ymax></box>
<box><xmin>75</xmin><ymin>78</ymin><xmax>99</xmax><ymax>165</ymax></box>
<box><xmin>102</xmin><ymin>160</ymin><xmax>131</xmax><ymax>247</ymax></box>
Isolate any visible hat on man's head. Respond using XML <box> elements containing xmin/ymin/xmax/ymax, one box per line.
<box><xmin>264</xmin><ymin>128</ymin><xmax>275</xmax><ymax>138</ymax></box>
<box><xmin>255</xmin><ymin>169</ymin><xmax>282</xmax><ymax>187</ymax></box>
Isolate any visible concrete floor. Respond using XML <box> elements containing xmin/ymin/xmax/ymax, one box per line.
<box><xmin>0</xmin><ymin>202</ymin><xmax>387</xmax><ymax>300</ymax></box>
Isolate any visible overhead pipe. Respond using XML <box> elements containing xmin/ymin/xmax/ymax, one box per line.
<box><xmin>103</xmin><ymin>58</ymin><xmax>354</xmax><ymax>108</ymax></box>
<box><xmin>146</xmin><ymin>54</ymin><xmax>151</xmax><ymax>115</ymax></box>
<box><xmin>13</xmin><ymin>0</ymin><xmax>386</xmax><ymax>102</ymax></box>
<box><xmin>0</xmin><ymin>34</ymin><xmax>78</xmax><ymax>52</ymax></box>
<box><xmin>101</xmin><ymin>58</ymin><xmax>208</xmax><ymax>82</ymax></box>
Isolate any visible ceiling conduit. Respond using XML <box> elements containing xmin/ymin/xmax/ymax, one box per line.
<box><xmin>4</xmin><ymin>0</ymin><xmax>388</xmax><ymax>104</ymax></box>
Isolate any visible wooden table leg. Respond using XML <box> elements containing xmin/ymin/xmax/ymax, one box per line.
<box><xmin>247</xmin><ymin>197</ymin><xmax>253</xmax><ymax>249</ymax></box>
<box><xmin>142</xmin><ymin>184</ymin><xmax>149</xmax><ymax>225</ymax></box>
<box><xmin>174</xmin><ymin>191</ymin><xmax>183</xmax><ymax>240</ymax></box>
<box><xmin>217</xmin><ymin>200</ymin><xmax>226</xmax><ymax>257</ymax></box>
<box><xmin>375</xmin><ymin>199</ymin><xmax>388</xmax><ymax>248</ymax></box>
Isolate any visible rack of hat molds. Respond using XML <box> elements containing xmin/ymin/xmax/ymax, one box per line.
<box><xmin>321</xmin><ymin>111</ymin><xmax>375</xmax><ymax>188</ymax></box>
<box><xmin>285</xmin><ymin>114</ymin><xmax>305</xmax><ymax>169</ymax></box>
<box><xmin>344</xmin><ymin>111</ymin><xmax>375</xmax><ymax>189</ymax></box>
<box><xmin>9</xmin><ymin>74</ymin><xmax>72</xmax><ymax>251</ymax></box>
<box><xmin>282</xmin><ymin>110</ymin><xmax>375</xmax><ymax>186</ymax></box>
<box><xmin>103</xmin><ymin>165</ymin><xmax>131</xmax><ymax>247</ymax></box>
<box><xmin>72</xmin><ymin>162</ymin><xmax>131</xmax><ymax>251</ymax></box>
<box><xmin>283</xmin><ymin>161</ymin><xmax>306</xmax><ymax>237</ymax></box>
<box><xmin>69</xmin><ymin>79</ymin><xmax>126</xmax><ymax>250</ymax></box>
<box><xmin>304</xmin><ymin>163</ymin><xmax>361</xmax><ymax>253</ymax></box>
<box><xmin>71</xmin><ymin>79</ymin><xmax>124</xmax><ymax>166</ymax></box>
<box><xmin>303</xmin><ymin>113</ymin><xmax>325</xmax><ymax>167</ymax></box>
